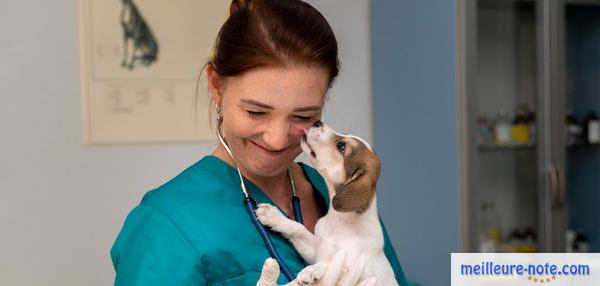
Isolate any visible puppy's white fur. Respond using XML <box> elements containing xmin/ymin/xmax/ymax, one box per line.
<box><xmin>256</xmin><ymin>123</ymin><xmax>398</xmax><ymax>286</ymax></box>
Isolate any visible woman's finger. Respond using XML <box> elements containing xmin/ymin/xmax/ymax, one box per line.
<box><xmin>257</xmin><ymin>258</ymin><xmax>280</xmax><ymax>286</ymax></box>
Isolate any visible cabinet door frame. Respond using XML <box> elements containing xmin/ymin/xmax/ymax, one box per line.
<box><xmin>539</xmin><ymin>0</ymin><xmax>568</xmax><ymax>253</ymax></box>
<box><xmin>457</xmin><ymin>0</ymin><xmax>568</xmax><ymax>252</ymax></box>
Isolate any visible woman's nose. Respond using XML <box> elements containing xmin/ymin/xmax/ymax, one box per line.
<box><xmin>263</xmin><ymin>121</ymin><xmax>290</xmax><ymax>150</ymax></box>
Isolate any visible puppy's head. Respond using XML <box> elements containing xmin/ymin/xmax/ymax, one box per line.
<box><xmin>300</xmin><ymin>121</ymin><xmax>380</xmax><ymax>213</ymax></box>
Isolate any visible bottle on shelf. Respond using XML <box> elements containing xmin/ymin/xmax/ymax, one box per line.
<box><xmin>584</xmin><ymin>112</ymin><xmax>600</xmax><ymax>144</ymax></box>
<box><xmin>566</xmin><ymin>230</ymin><xmax>576</xmax><ymax>253</ymax></box>
<box><xmin>477</xmin><ymin>116</ymin><xmax>493</xmax><ymax>146</ymax></box>
<box><xmin>493</xmin><ymin>109</ymin><xmax>512</xmax><ymax>145</ymax></box>
<box><xmin>567</xmin><ymin>229</ymin><xmax>590</xmax><ymax>253</ymax></box>
<box><xmin>505</xmin><ymin>227</ymin><xmax>537</xmax><ymax>253</ymax></box>
<box><xmin>526</xmin><ymin>108</ymin><xmax>536</xmax><ymax>145</ymax></box>
<box><xmin>478</xmin><ymin>202</ymin><xmax>502</xmax><ymax>253</ymax></box>
<box><xmin>512</xmin><ymin>104</ymin><xmax>530</xmax><ymax>144</ymax></box>
<box><xmin>566</xmin><ymin>109</ymin><xmax>582</xmax><ymax>146</ymax></box>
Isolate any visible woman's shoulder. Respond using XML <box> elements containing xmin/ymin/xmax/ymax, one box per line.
<box><xmin>113</xmin><ymin>156</ymin><xmax>243</xmax><ymax>251</ymax></box>
<box><xmin>139</xmin><ymin>155</ymin><xmax>239</xmax><ymax>215</ymax></box>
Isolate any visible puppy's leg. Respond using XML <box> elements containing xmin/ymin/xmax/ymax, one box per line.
<box><xmin>289</xmin><ymin>251</ymin><xmax>346</xmax><ymax>286</ymax></box>
<box><xmin>296</xmin><ymin>262</ymin><xmax>327</xmax><ymax>285</ymax></box>
<box><xmin>356</xmin><ymin>278</ymin><xmax>377</xmax><ymax>286</ymax></box>
<box><xmin>337</xmin><ymin>254</ymin><xmax>369</xmax><ymax>286</ymax></box>
<box><xmin>256</xmin><ymin>203</ymin><xmax>317</xmax><ymax>263</ymax></box>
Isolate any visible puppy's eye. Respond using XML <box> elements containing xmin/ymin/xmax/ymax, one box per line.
<box><xmin>336</xmin><ymin>141</ymin><xmax>346</xmax><ymax>154</ymax></box>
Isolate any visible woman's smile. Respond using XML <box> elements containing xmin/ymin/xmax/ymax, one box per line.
<box><xmin>249</xmin><ymin>140</ymin><xmax>295</xmax><ymax>157</ymax></box>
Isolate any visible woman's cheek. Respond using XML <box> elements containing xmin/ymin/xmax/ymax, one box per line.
<box><xmin>231</xmin><ymin>117</ymin><xmax>262</xmax><ymax>137</ymax></box>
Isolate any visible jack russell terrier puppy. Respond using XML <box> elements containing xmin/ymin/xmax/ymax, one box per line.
<box><xmin>256</xmin><ymin>121</ymin><xmax>398</xmax><ymax>286</ymax></box>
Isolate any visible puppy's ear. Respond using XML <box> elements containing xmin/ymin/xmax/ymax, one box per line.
<box><xmin>332</xmin><ymin>165</ymin><xmax>376</xmax><ymax>213</ymax></box>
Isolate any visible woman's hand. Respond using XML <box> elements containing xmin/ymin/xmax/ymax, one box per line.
<box><xmin>256</xmin><ymin>250</ymin><xmax>377</xmax><ymax>286</ymax></box>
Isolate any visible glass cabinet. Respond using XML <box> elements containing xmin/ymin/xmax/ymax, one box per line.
<box><xmin>460</xmin><ymin>0</ymin><xmax>600</xmax><ymax>253</ymax></box>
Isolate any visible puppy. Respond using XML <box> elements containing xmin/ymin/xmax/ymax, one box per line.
<box><xmin>120</xmin><ymin>0</ymin><xmax>159</xmax><ymax>70</ymax></box>
<box><xmin>256</xmin><ymin>121</ymin><xmax>398</xmax><ymax>286</ymax></box>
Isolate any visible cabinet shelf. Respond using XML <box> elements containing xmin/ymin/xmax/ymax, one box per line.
<box><xmin>567</xmin><ymin>142</ymin><xmax>600</xmax><ymax>148</ymax></box>
<box><xmin>478</xmin><ymin>142</ymin><xmax>600</xmax><ymax>151</ymax></box>
<box><xmin>478</xmin><ymin>143</ymin><xmax>536</xmax><ymax>151</ymax></box>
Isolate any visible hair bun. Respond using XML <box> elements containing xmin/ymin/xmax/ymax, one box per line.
<box><xmin>230</xmin><ymin>0</ymin><xmax>252</xmax><ymax>15</ymax></box>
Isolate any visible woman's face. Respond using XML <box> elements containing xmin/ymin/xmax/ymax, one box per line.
<box><xmin>209</xmin><ymin>64</ymin><xmax>329</xmax><ymax>178</ymax></box>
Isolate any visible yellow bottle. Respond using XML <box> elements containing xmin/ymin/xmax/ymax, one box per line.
<box><xmin>512</xmin><ymin>123</ymin><xmax>529</xmax><ymax>144</ymax></box>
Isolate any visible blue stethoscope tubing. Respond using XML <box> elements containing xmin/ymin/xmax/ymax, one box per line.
<box><xmin>244</xmin><ymin>196</ymin><xmax>302</xmax><ymax>282</ymax></box>
<box><xmin>217</xmin><ymin>128</ymin><xmax>302</xmax><ymax>282</ymax></box>
<box><xmin>291</xmin><ymin>196</ymin><xmax>303</xmax><ymax>225</ymax></box>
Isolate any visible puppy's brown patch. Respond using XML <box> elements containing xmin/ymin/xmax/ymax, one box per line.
<box><xmin>332</xmin><ymin>140</ymin><xmax>380</xmax><ymax>213</ymax></box>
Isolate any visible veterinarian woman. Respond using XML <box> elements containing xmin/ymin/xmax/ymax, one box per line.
<box><xmin>110</xmin><ymin>0</ymin><xmax>409</xmax><ymax>285</ymax></box>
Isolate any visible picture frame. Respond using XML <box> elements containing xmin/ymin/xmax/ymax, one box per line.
<box><xmin>78</xmin><ymin>0</ymin><xmax>228</xmax><ymax>144</ymax></box>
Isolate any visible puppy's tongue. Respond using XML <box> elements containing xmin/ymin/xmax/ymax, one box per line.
<box><xmin>301</xmin><ymin>128</ymin><xmax>308</xmax><ymax>135</ymax></box>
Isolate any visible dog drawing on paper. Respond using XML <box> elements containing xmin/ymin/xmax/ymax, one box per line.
<box><xmin>120</xmin><ymin>0</ymin><xmax>159</xmax><ymax>70</ymax></box>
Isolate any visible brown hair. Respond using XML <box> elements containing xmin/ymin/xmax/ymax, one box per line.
<box><xmin>212</xmin><ymin>0</ymin><xmax>339</xmax><ymax>85</ymax></box>
<box><xmin>198</xmin><ymin>0</ymin><xmax>339</xmax><ymax>131</ymax></box>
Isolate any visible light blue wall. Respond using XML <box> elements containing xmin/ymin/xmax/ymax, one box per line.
<box><xmin>372</xmin><ymin>1</ymin><xmax>459</xmax><ymax>285</ymax></box>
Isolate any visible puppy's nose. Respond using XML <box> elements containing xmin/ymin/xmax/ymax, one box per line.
<box><xmin>312</xmin><ymin>120</ymin><xmax>323</xmax><ymax>127</ymax></box>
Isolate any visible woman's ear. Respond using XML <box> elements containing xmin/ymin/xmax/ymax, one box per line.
<box><xmin>207</xmin><ymin>63</ymin><xmax>223</xmax><ymax>105</ymax></box>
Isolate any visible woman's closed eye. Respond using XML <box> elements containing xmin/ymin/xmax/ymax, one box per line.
<box><xmin>246</xmin><ymin>109</ymin><xmax>315</xmax><ymax>123</ymax></box>
<box><xmin>247</xmin><ymin>110</ymin><xmax>267</xmax><ymax>118</ymax></box>
<box><xmin>292</xmin><ymin>115</ymin><xmax>313</xmax><ymax>122</ymax></box>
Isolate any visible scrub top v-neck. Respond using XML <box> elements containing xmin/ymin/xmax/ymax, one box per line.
<box><xmin>110</xmin><ymin>155</ymin><xmax>408</xmax><ymax>285</ymax></box>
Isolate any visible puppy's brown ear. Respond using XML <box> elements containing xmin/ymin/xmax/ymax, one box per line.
<box><xmin>332</xmin><ymin>166</ymin><xmax>376</xmax><ymax>213</ymax></box>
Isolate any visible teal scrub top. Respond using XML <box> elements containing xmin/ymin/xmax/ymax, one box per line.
<box><xmin>111</xmin><ymin>155</ymin><xmax>409</xmax><ymax>285</ymax></box>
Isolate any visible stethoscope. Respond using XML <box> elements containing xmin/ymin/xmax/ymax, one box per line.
<box><xmin>216</xmin><ymin>128</ymin><xmax>302</xmax><ymax>282</ymax></box>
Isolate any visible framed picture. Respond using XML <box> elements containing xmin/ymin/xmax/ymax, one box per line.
<box><xmin>78</xmin><ymin>0</ymin><xmax>228</xmax><ymax>144</ymax></box>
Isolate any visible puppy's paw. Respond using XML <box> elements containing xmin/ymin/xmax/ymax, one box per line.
<box><xmin>256</xmin><ymin>203</ymin><xmax>287</xmax><ymax>231</ymax></box>
<box><xmin>296</xmin><ymin>262</ymin><xmax>327</xmax><ymax>285</ymax></box>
